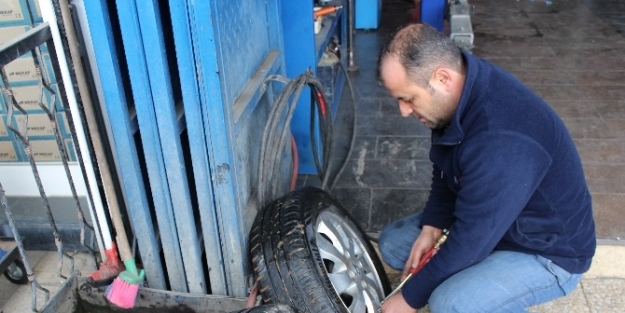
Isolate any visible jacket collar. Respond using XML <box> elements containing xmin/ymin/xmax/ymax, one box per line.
<box><xmin>432</xmin><ymin>51</ymin><xmax>480</xmax><ymax>146</ymax></box>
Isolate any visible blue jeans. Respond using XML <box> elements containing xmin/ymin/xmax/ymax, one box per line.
<box><xmin>378</xmin><ymin>212</ymin><xmax>582</xmax><ymax>313</ymax></box>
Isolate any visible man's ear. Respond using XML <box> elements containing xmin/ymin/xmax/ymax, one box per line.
<box><xmin>432</xmin><ymin>68</ymin><xmax>454</xmax><ymax>91</ymax></box>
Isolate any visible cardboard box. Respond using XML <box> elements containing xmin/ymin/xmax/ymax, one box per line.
<box><xmin>4</xmin><ymin>57</ymin><xmax>39</xmax><ymax>83</ymax></box>
<box><xmin>0</xmin><ymin>24</ymin><xmax>49</xmax><ymax>53</ymax></box>
<box><xmin>12</xmin><ymin>112</ymin><xmax>55</xmax><ymax>137</ymax></box>
<box><xmin>5</xmin><ymin>84</ymin><xmax>60</xmax><ymax>112</ymax></box>
<box><xmin>0</xmin><ymin>0</ymin><xmax>27</xmax><ymax>26</ymax></box>
<box><xmin>0</xmin><ymin>53</ymin><xmax>56</xmax><ymax>88</ymax></box>
<box><xmin>0</xmin><ymin>114</ymin><xmax>8</xmax><ymax>137</ymax></box>
<box><xmin>0</xmin><ymin>24</ymin><xmax>29</xmax><ymax>46</ymax></box>
<box><xmin>5</xmin><ymin>53</ymin><xmax>53</xmax><ymax>82</ymax></box>
<box><xmin>28</xmin><ymin>139</ymin><xmax>62</xmax><ymax>162</ymax></box>
<box><xmin>0</xmin><ymin>139</ymin><xmax>19</xmax><ymax>162</ymax></box>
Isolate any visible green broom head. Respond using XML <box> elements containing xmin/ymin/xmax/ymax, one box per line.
<box><xmin>119</xmin><ymin>258</ymin><xmax>145</xmax><ymax>284</ymax></box>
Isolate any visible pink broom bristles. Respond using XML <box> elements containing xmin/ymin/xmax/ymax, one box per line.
<box><xmin>105</xmin><ymin>258</ymin><xmax>145</xmax><ymax>308</ymax></box>
<box><xmin>106</xmin><ymin>277</ymin><xmax>140</xmax><ymax>309</ymax></box>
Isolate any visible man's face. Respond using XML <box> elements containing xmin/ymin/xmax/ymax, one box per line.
<box><xmin>380</xmin><ymin>56</ymin><xmax>456</xmax><ymax>130</ymax></box>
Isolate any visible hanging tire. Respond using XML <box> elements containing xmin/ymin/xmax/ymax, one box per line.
<box><xmin>4</xmin><ymin>259</ymin><xmax>28</xmax><ymax>285</ymax></box>
<box><xmin>249</xmin><ymin>187</ymin><xmax>391</xmax><ymax>313</ymax></box>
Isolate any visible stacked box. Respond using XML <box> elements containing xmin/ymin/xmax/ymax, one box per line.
<box><xmin>0</xmin><ymin>0</ymin><xmax>42</xmax><ymax>27</ymax></box>
<box><xmin>0</xmin><ymin>139</ymin><xmax>20</xmax><ymax>162</ymax></box>
<box><xmin>0</xmin><ymin>0</ymin><xmax>74</xmax><ymax>163</ymax></box>
<box><xmin>0</xmin><ymin>24</ymin><xmax>54</xmax><ymax>88</ymax></box>
<box><xmin>0</xmin><ymin>114</ymin><xmax>8</xmax><ymax>137</ymax></box>
<box><xmin>0</xmin><ymin>0</ymin><xmax>30</xmax><ymax>26</ymax></box>
<box><xmin>3</xmin><ymin>83</ymin><xmax>63</xmax><ymax>112</ymax></box>
<box><xmin>9</xmin><ymin>111</ymin><xmax>71</xmax><ymax>138</ymax></box>
<box><xmin>27</xmin><ymin>139</ymin><xmax>70</xmax><ymax>162</ymax></box>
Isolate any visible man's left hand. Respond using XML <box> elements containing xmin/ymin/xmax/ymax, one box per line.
<box><xmin>381</xmin><ymin>292</ymin><xmax>417</xmax><ymax>313</ymax></box>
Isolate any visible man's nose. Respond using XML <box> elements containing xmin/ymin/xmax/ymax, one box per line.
<box><xmin>398</xmin><ymin>101</ymin><xmax>413</xmax><ymax>117</ymax></box>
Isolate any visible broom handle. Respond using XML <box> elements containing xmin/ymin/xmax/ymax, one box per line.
<box><xmin>111</xmin><ymin>205</ymin><xmax>133</xmax><ymax>261</ymax></box>
<box><xmin>56</xmin><ymin>0</ymin><xmax>132</xmax><ymax>262</ymax></box>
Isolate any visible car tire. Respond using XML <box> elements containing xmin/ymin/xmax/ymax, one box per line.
<box><xmin>249</xmin><ymin>187</ymin><xmax>390</xmax><ymax>313</ymax></box>
<box><xmin>231</xmin><ymin>304</ymin><xmax>296</xmax><ymax>313</ymax></box>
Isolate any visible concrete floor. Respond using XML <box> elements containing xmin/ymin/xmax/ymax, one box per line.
<box><xmin>2</xmin><ymin>0</ymin><xmax>625</xmax><ymax>312</ymax></box>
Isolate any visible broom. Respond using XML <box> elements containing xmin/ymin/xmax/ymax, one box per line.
<box><xmin>104</xmin><ymin>192</ymin><xmax>145</xmax><ymax>308</ymax></box>
<box><xmin>53</xmin><ymin>0</ymin><xmax>124</xmax><ymax>284</ymax></box>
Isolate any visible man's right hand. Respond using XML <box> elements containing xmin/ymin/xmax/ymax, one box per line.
<box><xmin>402</xmin><ymin>225</ymin><xmax>442</xmax><ymax>279</ymax></box>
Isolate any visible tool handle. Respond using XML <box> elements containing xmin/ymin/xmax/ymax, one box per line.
<box><xmin>410</xmin><ymin>248</ymin><xmax>435</xmax><ymax>275</ymax></box>
<box><xmin>314</xmin><ymin>6</ymin><xmax>342</xmax><ymax>19</ymax></box>
<box><xmin>409</xmin><ymin>229</ymin><xmax>449</xmax><ymax>275</ymax></box>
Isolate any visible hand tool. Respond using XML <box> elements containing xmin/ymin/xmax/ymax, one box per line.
<box><xmin>314</xmin><ymin>5</ymin><xmax>343</xmax><ymax>19</ymax></box>
<box><xmin>379</xmin><ymin>229</ymin><xmax>449</xmax><ymax>311</ymax></box>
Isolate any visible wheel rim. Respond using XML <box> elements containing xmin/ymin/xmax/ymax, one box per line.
<box><xmin>6</xmin><ymin>263</ymin><xmax>24</xmax><ymax>280</ymax></box>
<box><xmin>316</xmin><ymin>210</ymin><xmax>384</xmax><ymax>313</ymax></box>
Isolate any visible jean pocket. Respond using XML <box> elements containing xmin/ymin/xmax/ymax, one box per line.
<box><xmin>538</xmin><ymin>255</ymin><xmax>581</xmax><ymax>295</ymax></box>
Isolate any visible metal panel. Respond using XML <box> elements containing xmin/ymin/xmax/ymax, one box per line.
<box><xmin>114</xmin><ymin>0</ymin><xmax>188</xmax><ymax>292</ymax></box>
<box><xmin>133</xmin><ymin>0</ymin><xmax>206</xmax><ymax>294</ymax></box>
<box><xmin>211</xmin><ymin>1</ymin><xmax>271</xmax><ymax>107</ymax></box>
<box><xmin>185</xmin><ymin>0</ymin><xmax>248</xmax><ymax>297</ymax></box>
<box><xmin>167</xmin><ymin>0</ymin><xmax>227</xmax><ymax>295</ymax></box>
<box><xmin>84</xmin><ymin>0</ymin><xmax>286</xmax><ymax>296</ymax></box>
<box><xmin>82</xmin><ymin>0</ymin><xmax>166</xmax><ymax>289</ymax></box>
<box><xmin>186</xmin><ymin>0</ymin><xmax>286</xmax><ymax>296</ymax></box>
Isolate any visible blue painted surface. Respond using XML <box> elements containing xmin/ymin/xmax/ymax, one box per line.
<box><xmin>211</xmin><ymin>1</ymin><xmax>272</xmax><ymax>108</ymax></box>
<box><xmin>134</xmin><ymin>0</ymin><xmax>206</xmax><ymax>294</ymax></box>
<box><xmin>422</xmin><ymin>0</ymin><xmax>446</xmax><ymax>32</ymax></box>
<box><xmin>167</xmin><ymin>0</ymin><xmax>227</xmax><ymax>295</ymax></box>
<box><xmin>185</xmin><ymin>0</ymin><xmax>244</xmax><ymax>296</ymax></box>
<box><xmin>114</xmin><ymin>0</ymin><xmax>188</xmax><ymax>292</ymax></box>
<box><xmin>281</xmin><ymin>0</ymin><xmax>347</xmax><ymax>174</ymax></box>
<box><xmin>85</xmin><ymin>0</ymin><xmax>287</xmax><ymax>296</ymax></box>
<box><xmin>186</xmin><ymin>0</ymin><xmax>287</xmax><ymax>297</ymax></box>
<box><xmin>355</xmin><ymin>0</ymin><xmax>381</xmax><ymax>29</ymax></box>
<box><xmin>82</xmin><ymin>0</ymin><xmax>166</xmax><ymax>289</ymax></box>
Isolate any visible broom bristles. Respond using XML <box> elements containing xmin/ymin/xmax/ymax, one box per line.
<box><xmin>106</xmin><ymin>276</ymin><xmax>140</xmax><ymax>309</ymax></box>
<box><xmin>106</xmin><ymin>258</ymin><xmax>145</xmax><ymax>309</ymax></box>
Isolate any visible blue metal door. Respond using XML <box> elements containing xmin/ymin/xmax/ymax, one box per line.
<box><xmin>82</xmin><ymin>0</ymin><xmax>285</xmax><ymax>297</ymax></box>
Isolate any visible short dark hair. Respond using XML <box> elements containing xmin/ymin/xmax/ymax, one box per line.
<box><xmin>378</xmin><ymin>23</ymin><xmax>464</xmax><ymax>86</ymax></box>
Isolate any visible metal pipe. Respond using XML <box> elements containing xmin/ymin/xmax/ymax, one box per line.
<box><xmin>347</xmin><ymin>0</ymin><xmax>358</xmax><ymax>71</ymax></box>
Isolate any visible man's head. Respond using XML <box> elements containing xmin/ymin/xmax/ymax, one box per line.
<box><xmin>378</xmin><ymin>23</ymin><xmax>466</xmax><ymax>130</ymax></box>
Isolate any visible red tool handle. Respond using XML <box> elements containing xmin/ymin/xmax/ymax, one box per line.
<box><xmin>410</xmin><ymin>229</ymin><xmax>449</xmax><ymax>275</ymax></box>
<box><xmin>410</xmin><ymin>247</ymin><xmax>435</xmax><ymax>275</ymax></box>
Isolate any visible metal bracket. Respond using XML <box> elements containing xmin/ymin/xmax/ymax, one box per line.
<box><xmin>449</xmin><ymin>0</ymin><xmax>474</xmax><ymax>52</ymax></box>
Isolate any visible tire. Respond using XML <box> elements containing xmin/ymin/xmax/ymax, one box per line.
<box><xmin>249</xmin><ymin>187</ymin><xmax>391</xmax><ymax>313</ymax></box>
<box><xmin>231</xmin><ymin>304</ymin><xmax>296</xmax><ymax>313</ymax></box>
<box><xmin>4</xmin><ymin>259</ymin><xmax>28</xmax><ymax>285</ymax></box>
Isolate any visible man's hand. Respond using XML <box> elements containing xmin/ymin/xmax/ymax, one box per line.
<box><xmin>403</xmin><ymin>225</ymin><xmax>442</xmax><ymax>279</ymax></box>
<box><xmin>381</xmin><ymin>292</ymin><xmax>417</xmax><ymax>313</ymax></box>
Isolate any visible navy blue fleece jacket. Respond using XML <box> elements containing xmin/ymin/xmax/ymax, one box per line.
<box><xmin>402</xmin><ymin>52</ymin><xmax>596</xmax><ymax>309</ymax></box>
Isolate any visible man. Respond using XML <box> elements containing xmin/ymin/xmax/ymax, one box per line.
<box><xmin>377</xmin><ymin>23</ymin><xmax>596</xmax><ymax>312</ymax></box>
